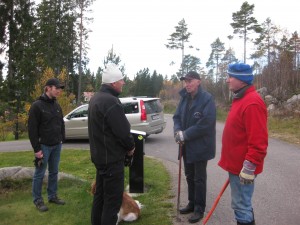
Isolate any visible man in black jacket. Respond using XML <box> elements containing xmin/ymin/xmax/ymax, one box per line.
<box><xmin>88</xmin><ymin>63</ymin><xmax>135</xmax><ymax>225</ymax></box>
<box><xmin>28</xmin><ymin>78</ymin><xmax>66</xmax><ymax>212</ymax></box>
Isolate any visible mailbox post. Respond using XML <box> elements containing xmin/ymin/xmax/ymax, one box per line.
<box><xmin>129</xmin><ymin>130</ymin><xmax>146</xmax><ymax>193</ymax></box>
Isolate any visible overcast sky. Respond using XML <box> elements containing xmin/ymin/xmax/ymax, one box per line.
<box><xmin>87</xmin><ymin>0</ymin><xmax>299</xmax><ymax>79</ymax></box>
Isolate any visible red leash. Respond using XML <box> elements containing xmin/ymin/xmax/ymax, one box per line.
<box><xmin>202</xmin><ymin>178</ymin><xmax>230</xmax><ymax>224</ymax></box>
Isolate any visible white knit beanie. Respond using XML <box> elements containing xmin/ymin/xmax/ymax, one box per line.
<box><xmin>102</xmin><ymin>63</ymin><xmax>124</xmax><ymax>83</ymax></box>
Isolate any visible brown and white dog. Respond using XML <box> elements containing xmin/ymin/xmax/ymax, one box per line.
<box><xmin>91</xmin><ymin>181</ymin><xmax>142</xmax><ymax>224</ymax></box>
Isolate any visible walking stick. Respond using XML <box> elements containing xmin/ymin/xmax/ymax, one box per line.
<box><xmin>176</xmin><ymin>144</ymin><xmax>183</xmax><ymax>221</ymax></box>
<box><xmin>202</xmin><ymin>178</ymin><xmax>230</xmax><ymax>225</ymax></box>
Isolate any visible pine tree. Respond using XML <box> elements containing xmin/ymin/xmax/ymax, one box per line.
<box><xmin>230</xmin><ymin>1</ymin><xmax>262</xmax><ymax>63</ymax></box>
<box><xmin>165</xmin><ymin>18</ymin><xmax>192</xmax><ymax>77</ymax></box>
<box><xmin>206</xmin><ymin>38</ymin><xmax>225</xmax><ymax>83</ymax></box>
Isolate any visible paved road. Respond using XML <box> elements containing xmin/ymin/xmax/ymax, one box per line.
<box><xmin>1</xmin><ymin>114</ymin><xmax>300</xmax><ymax>224</ymax></box>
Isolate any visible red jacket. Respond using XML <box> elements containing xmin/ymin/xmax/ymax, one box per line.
<box><xmin>218</xmin><ymin>86</ymin><xmax>268</xmax><ymax>175</ymax></box>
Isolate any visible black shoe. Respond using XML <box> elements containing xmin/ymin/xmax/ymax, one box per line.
<box><xmin>179</xmin><ymin>204</ymin><xmax>194</xmax><ymax>214</ymax></box>
<box><xmin>188</xmin><ymin>212</ymin><xmax>204</xmax><ymax>223</ymax></box>
<box><xmin>34</xmin><ymin>199</ymin><xmax>48</xmax><ymax>212</ymax></box>
<box><xmin>49</xmin><ymin>195</ymin><xmax>65</xmax><ymax>205</ymax></box>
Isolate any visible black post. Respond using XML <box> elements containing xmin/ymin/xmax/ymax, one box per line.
<box><xmin>129</xmin><ymin>130</ymin><xmax>146</xmax><ymax>193</ymax></box>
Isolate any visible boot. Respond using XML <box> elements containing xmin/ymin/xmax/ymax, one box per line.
<box><xmin>179</xmin><ymin>203</ymin><xmax>194</xmax><ymax>214</ymax></box>
<box><xmin>237</xmin><ymin>220</ymin><xmax>255</xmax><ymax>225</ymax></box>
<box><xmin>188</xmin><ymin>211</ymin><xmax>204</xmax><ymax>223</ymax></box>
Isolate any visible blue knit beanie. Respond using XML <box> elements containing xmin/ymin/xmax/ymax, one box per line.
<box><xmin>227</xmin><ymin>63</ymin><xmax>253</xmax><ymax>85</ymax></box>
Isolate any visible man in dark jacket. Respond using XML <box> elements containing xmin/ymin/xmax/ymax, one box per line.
<box><xmin>173</xmin><ymin>71</ymin><xmax>216</xmax><ymax>223</ymax></box>
<box><xmin>28</xmin><ymin>78</ymin><xmax>66</xmax><ymax>212</ymax></box>
<box><xmin>88</xmin><ymin>63</ymin><xmax>135</xmax><ymax>225</ymax></box>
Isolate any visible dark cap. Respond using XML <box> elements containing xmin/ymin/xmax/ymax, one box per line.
<box><xmin>180</xmin><ymin>71</ymin><xmax>201</xmax><ymax>81</ymax></box>
<box><xmin>45</xmin><ymin>78</ymin><xmax>65</xmax><ymax>89</ymax></box>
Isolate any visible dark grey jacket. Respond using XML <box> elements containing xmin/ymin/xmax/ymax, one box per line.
<box><xmin>88</xmin><ymin>85</ymin><xmax>135</xmax><ymax>168</ymax></box>
<box><xmin>173</xmin><ymin>87</ymin><xmax>216</xmax><ymax>163</ymax></box>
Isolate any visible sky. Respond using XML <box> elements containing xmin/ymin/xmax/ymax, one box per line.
<box><xmin>87</xmin><ymin>0</ymin><xmax>300</xmax><ymax>79</ymax></box>
<box><xmin>87</xmin><ymin>0</ymin><xmax>300</xmax><ymax>78</ymax></box>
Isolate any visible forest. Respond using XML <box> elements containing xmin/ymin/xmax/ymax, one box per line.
<box><xmin>0</xmin><ymin>1</ymin><xmax>299</xmax><ymax>140</ymax></box>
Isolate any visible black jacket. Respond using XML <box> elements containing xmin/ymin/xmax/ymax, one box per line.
<box><xmin>88</xmin><ymin>85</ymin><xmax>135</xmax><ymax>168</ymax></box>
<box><xmin>28</xmin><ymin>94</ymin><xmax>65</xmax><ymax>152</ymax></box>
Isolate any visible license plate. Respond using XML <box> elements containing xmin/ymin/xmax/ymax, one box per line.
<box><xmin>151</xmin><ymin>114</ymin><xmax>160</xmax><ymax>120</ymax></box>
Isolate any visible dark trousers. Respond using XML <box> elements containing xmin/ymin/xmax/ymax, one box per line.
<box><xmin>183</xmin><ymin>157</ymin><xmax>208</xmax><ymax>213</ymax></box>
<box><xmin>91</xmin><ymin>161</ymin><xmax>124</xmax><ymax>225</ymax></box>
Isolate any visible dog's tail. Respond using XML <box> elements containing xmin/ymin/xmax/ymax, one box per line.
<box><xmin>135</xmin><ymin>200</ymin><xmax>143</xmax><ymax>209</ymax></box>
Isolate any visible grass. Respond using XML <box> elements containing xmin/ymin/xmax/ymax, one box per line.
<box><xmin>0</xmin><ymin>150</ymin><xmax>173</xmax><ymax>225</ymax></box>
<box><xmin>268</xmin><ymin>116</ymin><xmax>300</xmax><ymax>145</ymax></box>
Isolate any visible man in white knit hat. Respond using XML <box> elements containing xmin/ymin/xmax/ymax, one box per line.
<box><xmin>88</xmin><ymin>63</ymin><xmax>135</xmax><ymax>225</ymax></box>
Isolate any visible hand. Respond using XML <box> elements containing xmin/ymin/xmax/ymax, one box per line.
<box><xmin>239</xmin><ymin>160</ymin><xmax>256</xmax><ymax>184</ymax></box>
<box><xmin>127</xmin><ymin>147</ymin><xmax>135</xmax><ymax>156</ymax></box>
<box><xmin>174</xmin><ymin>131</ymin><xmax>184</xmax><ymax>144</ymax></box>
<box><xmin>35</xmin><ymin>150</ymin><xmax>43</xmax><ymax>159</ymax></box>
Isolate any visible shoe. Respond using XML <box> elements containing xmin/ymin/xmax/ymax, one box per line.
<box><xmin>34</xmin><ymin>199</ymin><xmax>48</xmax><ymax>212</ymax></box>
<box><xmin>179</xmin><ymin>203</ymin><xmax>194</xmax><ymax>214</ymax></box>
<box><xmin>49</xmin><ymin>195</ymin><xmax>65</xmax><ymax>205</ymax></box>
<box><xmin>188</xmin><ymin>212</ymin><xmax>204</xmax><ymax>223</ymax></box>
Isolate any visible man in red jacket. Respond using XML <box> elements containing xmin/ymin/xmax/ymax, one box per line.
<box><xmin>218</xmin><ymin>63</ymin><xmax>268</xmax><ymax>225</ymax></box>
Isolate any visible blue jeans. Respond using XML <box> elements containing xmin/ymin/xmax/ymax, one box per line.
<box><xmin>229</xmin><ymin>173</ymin><xmax>255</xmax><ymax>223</ymax></box>
<box><xmin>32</xmin><ymin>144</ymin><xmax>62</xmax><ymax>203</ymax></box>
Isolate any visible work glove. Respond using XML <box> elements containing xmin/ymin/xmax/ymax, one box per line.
<box><xmin>239</xmin><ymin>160</ymin><xmax>256</xmax><ymax>185</ymax></box>
<box><xmin>33</xmin><ymin>157</ymin><xmax>44</xmax><ymax>168</ymax></box>
<box><xmin>174</xmin><ymin>131</ymin><xmax>184</xmax><ymax>144</ymax></box>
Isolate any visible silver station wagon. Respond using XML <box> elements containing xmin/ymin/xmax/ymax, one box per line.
<box><xmin>64</xmin><ymin>97</ymin><xmax>166</xmax><ymax>140</ymax></box>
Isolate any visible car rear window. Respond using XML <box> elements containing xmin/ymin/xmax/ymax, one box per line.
<box><xmin>144</xmin><ymin>100</ymin><xmax>163</xmax><ymax>114</ymax></box>
<box><xmin>122</xmin><ymin>99</ymin><xmax>163</xmax><ymax>114</ymax></box>
<box><xmin>122</xmin><ymin>102</ymin><xmax>139</xmax><ymax>114</ymax></box>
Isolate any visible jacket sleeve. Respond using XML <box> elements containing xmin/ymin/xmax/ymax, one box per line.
<box><xmin>184</xmin><ymin>96</ymin><xmax>216</xmax><ymax>141</ymax></box>
<box><xmin>106</xmin><ymin>103</ymin><xmax>135</xmax><ymax>151</ymax></box>
<box><xmin>244</xmin><ymin>104</ymin><xmax>268</xmax><ymax>167</ymax></box>
<box><xmin>173</xmin><ymin>98</ymin><xmax>183</xmax><ymax>134</ymax></box>
<box><xmin>59</xmin><ymin>105</ymin><xmax>65</xmax><ymax>142</ymax></box>
<box><xmin>28</xmin><ymin>103</ymin><xmax>41</xmax><ymax>152</ymax></box>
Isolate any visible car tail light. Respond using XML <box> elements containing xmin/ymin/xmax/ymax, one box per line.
<box><xmin>140</xmin><ymin>100</ymin><xmax>147</xmax><ymax>121</ymax></box>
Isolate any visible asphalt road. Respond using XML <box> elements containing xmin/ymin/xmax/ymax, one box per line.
<box><xmin>1</xmin><ymin>114</ymin><xmax>300</xmax><ymax>224</ymax></box>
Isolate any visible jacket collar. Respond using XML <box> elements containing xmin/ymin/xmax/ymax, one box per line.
<box><xmin>233</xmin><ymin>85</ymin><xmax>254</xmax><ymax>99</ymax></box>
<box><xmin>100</xmin><ymin>84</ymin><xmax>120</xmax><ymax>97</ymax></box>
<box><xmin>39</xmin><ymin>93</ymin><xmax>55</xmax><ymax>103</ymax></box>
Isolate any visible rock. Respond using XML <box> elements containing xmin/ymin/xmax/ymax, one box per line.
<box><xmin>0</xmin><ymin>166</ymin><xmax>85</xmax><ymax>182</ymax></box>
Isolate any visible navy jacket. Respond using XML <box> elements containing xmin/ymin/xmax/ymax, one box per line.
<box><xmin>173</xmin><ymin>87</ymin><xmax>216</xmax><ymax>163</ymax></box>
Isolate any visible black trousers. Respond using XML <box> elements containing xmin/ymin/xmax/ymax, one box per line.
<box><xmin>91</xmin><ymin>161</ymin><xmax>124</xmax><ymax>225</ymax></box>
<box><xmin>183</xmin><ymin>157</ymin><xmax>208</xmax><ymax>213</ymax></box>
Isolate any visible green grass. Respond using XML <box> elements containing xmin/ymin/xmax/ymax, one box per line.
<box><xmin>216</xmin><ymin>108</ymin><xmax>228</xmax><ymax>122</ymax></box>
<box><xmin>268</xmin><ymin>116</ymin><xmax>300</xmax><ymax>145</ymax></box>
<box><xmin>0</xmin><ymin>150</ymin><xmax>173</xmax><ymax>225</ymax></box>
